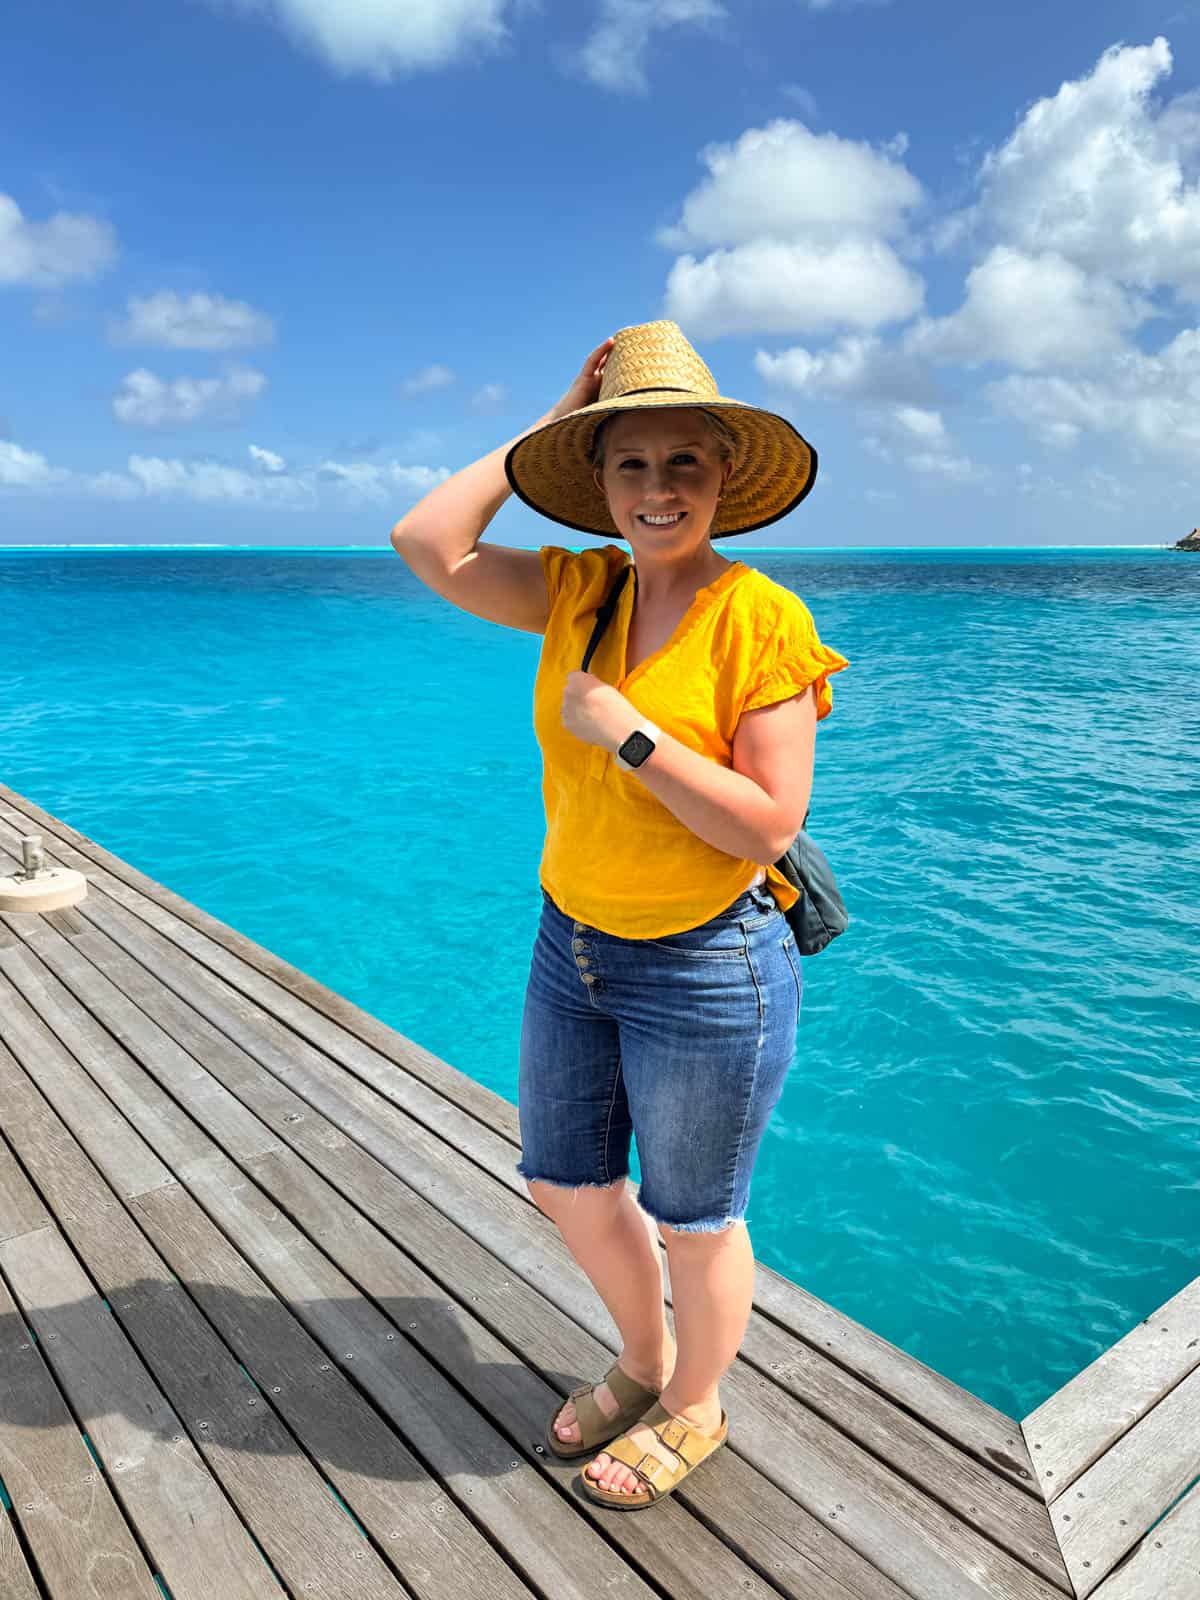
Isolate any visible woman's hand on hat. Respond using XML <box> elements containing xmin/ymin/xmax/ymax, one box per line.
<box><xmin>561</xmin><ymin>671</ymin><xmax>638</xmax><ymax>752</ymax></box>
<box><xmin>550</xmin><ymin>336</ymin><xmax>615</xmax><ymax>421</ymax></box>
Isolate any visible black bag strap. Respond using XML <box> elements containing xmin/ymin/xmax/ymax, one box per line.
<box><xmin>581</xmin><ymin>563</ymin><xmax>635</xmax><ymax>673</ymax></box>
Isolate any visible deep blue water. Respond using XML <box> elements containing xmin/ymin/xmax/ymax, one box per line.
<box><xmin>2</xmin><ymin>544</ymin><xmax>1197</xmax><ymax>1417</ymax></box>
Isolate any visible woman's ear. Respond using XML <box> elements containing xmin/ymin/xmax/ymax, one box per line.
<box><xmin>591</xmin><ymin>465</ymin><xmax>605</xmax><ymax>496</ymax></box>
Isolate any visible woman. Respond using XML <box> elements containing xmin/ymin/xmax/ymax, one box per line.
<box><xmin>391</xmin><ymin>320</ymin><xmax>848</xmax><ymax>1511</ymax></box>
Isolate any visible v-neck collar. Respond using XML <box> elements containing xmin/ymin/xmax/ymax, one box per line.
<box><xmin>617</xmin><ymin>559</ymin><xmax>747</xmax><ymax>689</ymax></box>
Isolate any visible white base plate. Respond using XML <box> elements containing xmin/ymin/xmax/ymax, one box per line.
<box><xmin>0</xmin><ymin>868</ymin><xmax>88</xmax><ymax>914</ymax></box>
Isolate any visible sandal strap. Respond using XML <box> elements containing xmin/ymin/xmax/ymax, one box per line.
<box><xmin>569</xmin><ymin>1383</ymin><xmax>613</xmax><ymax>1442</ymax></box>
<box><xmin>566</xmin><ymin>1363</ymin><xmax>656</xmax><ymax>1445</ymax></box>
<box><xmin>639</xmin><ymin>1400</ymin><xmax>724</xmax><ymax>1466</ymax></box>
<box><xmin>602</xmin><ymin>1361</ymin><xmax>659</xmax><ymax>1411</ymax></box>
<box><xmin>601</xmin><ymin>1402</ymin><xmax>727</xmax><ymax>1497</ymax></box>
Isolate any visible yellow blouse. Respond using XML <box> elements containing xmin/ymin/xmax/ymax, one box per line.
<box><xmin>534</xmin><ymin>542</ymin><xmax>849</xmax><ymax>938</ymax></box>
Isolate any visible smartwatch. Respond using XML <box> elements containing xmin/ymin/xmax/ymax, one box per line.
<box><xmin>615</xmin><ymin>720</ymin><xmax>662</xmax><ymax>772</ymax></box>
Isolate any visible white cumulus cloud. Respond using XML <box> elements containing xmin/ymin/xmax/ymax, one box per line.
<box><xmin>987</xmin><ymin>327</ymin><xmax>1200</xmax><ymax>459</ymax></box>
<box><xmin>865</xmin><ymin>405</ymin><xmax>979</xmax><ymax>482</ymax></box>
<box><xmin>217</xmin><ymin>0</ymin><xmax>512</xmax><ymax>79</ymax></box>
<box><xmin>660</xmin><ymin>119</ymin><xmax>925</xmax><ymax>336</ymax></box>
<box><xmin>906</xmin><ymin>248</ymin><xmax>1151</xmax><ymax>370</ymax></box>
<box><xmin>755</xmin><ymin>334</ymin><xmax>936</xmax><ymax>405</ymax></box>
<box><xmin>400</xmin><ymin>363</ymin><xmax>455</xmax><ymax>396</ymax></box>
<box><xmin>0</xmin><ymin>193</ymin><xmax>117</xmax><ymax>287</ymax></box>
<box><xmin>660</xmin><ymin>120</ymin><xmax>922</xmax><ymax>251</ymax></box>
<box><xmin>949</xmin><ymin>38</ymin><xmax>1200</xmax><ymax>300</ymax></box>
<box><xmin>316</xmin><ymin>459</ymin><xmax>450</xmax><ymax>502</ymax></box>
<box><xmin>578</xmin><ymin>0</ymin><xmax>725</xmax><ymax>95</ymax></box>
<box><xmin>120</xmin><ymin>455</ymin><xmax>313</xmax><ymax>505</ymax></box>
<box><xmin>666</xmin><ymin>237</ymin><xmax>924</xmax><ymax>336</ymax></box>
<box><xmin>112</xmin><ymin>291</ymin><xmax>276</xmax><ymax>350</ymax></box>
<box><xmin>0</xmin><ymin>440</ymin><xmax>59</xmax><ymax>486</ymax></box>
<box><xmin>0</xmin><ymin>437</ymin><xmax>451</xmax><ymax>507</ymax></box>
<box><xmin>113</xmin><ymin>368</ymin><xmax>268</xmax><ymax>428</ymax></box>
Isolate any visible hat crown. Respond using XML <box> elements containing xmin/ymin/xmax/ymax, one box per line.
<box><xmin>599</xmin><ymin>319</ymin><xmax>719</xmax><ymax>405</ymax></box>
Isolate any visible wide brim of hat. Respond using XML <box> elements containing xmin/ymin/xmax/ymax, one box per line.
<box><xmin>503</xmin><ymin>392</ymin><xmax>817</xmax><ymax>540</ymax></box>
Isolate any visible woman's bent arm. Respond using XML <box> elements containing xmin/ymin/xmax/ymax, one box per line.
<box><xmin>389</xmin><ymin>414</ymin><xmax>558</xmax><ymax>633</ymax></box>
<box><xmin>389</xmin><ymin>336</ymin><xmax>614</xmax><ymax>634</ymax></box>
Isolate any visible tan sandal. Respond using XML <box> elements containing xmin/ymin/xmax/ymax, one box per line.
<box><xmin>578</xmin><ymin>1400</ymin><xmax>729</xmax><ymax>1510</ymax></box>
<box><xmin>545</xmin><ymin>1361</ymin><xmax>663</xmax><ymax>1460</ymax></box>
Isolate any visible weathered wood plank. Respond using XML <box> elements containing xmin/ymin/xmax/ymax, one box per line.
<box><xmin>0</xmin><ymin>939</ymin><xmax>216</xmax><ymax>1184</ymax></box>
<box><xmin>735</xmin><ymin>1305</ymin><xmax>1055</xmax><ymax>1572</ymax></box>
<box><xmin>1</xmin><ymin>866</ymin><xmax>1068</xmax><ymax>1598</ymax></box>
<box><xmin>130</xmin><ymin>1181</ymin><xmax>543</xmax><ymax>1600</ymax></box>
<box><xmin>1051</xmin><ymin>1363</ymin><xmax>1200</xmax><ymax>1597</ymax></box>
<box><xmin>0</xmin><ymin>1060</ymin><xmax>52</xmax><ymax>1241</ymax></box>
<box><xmin>0</xmin><ymin>1507</ymin><xmax>43</xmax><ymax>1600</ymax></box>
<box><xmin>1090</xmin><ymin>1481</ymin><xmax>1200</xmax><ymax>1600</ymax></box>
<box><xmin>0</xmin><ymin>1225</ymin><xmax>277</xmax><ymax>1600</ymax></box>
<box><xmin>0</xmin><ymin>793</ymin><xmax>1038</xmax><ymax>1493</ymax></box>
<box><xmin>0</xmin><ymin>979</ymin><xmax>172</xmax><ymax>1203</ymax></box>
<box><xmin>0</xmin><ymin>1069</ymin><xmax>413</xmax><ymax>1600</ymax></box>
<box><xmin>0</xmin><ymin>908</ymin><xmax>285</xmax><ymax>1169</ymax></box>
<box><xmin>0</xmin><ymin>1265</ymin><xmax>162</xmax><ymax>1600</ymax></box>
<box><xmin>181</xmin><ymin>1146</ymin><xmax>794</xmax><ymax>1600</ymax></box>
<box><xmin>1024</xmin><ymin>1276</ymin><xmax>1200</xmax><ymax>1499</ymax></box>
<box><xmin>0</xmin><ymin>961</ymin><xmax>543</xmax><ymax>1600</ymax></box>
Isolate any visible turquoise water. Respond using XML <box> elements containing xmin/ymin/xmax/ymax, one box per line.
<box><xmin>2</xmin><ymin>545</ymin><xmax>1197</xmax><ymax>1418</ymax></box>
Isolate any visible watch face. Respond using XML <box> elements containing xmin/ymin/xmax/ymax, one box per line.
<box><xmin>620</xmin><ymin>730</ymin><xmax>656</xmax><ymax>767</ymax></box>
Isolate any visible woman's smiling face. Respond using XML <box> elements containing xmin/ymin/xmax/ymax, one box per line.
<box><xmin>593</xmin><ymin>407</ymin><xmax>731</xmax><ymax>549</ymax></box>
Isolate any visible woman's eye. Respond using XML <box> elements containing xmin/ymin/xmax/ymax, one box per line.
<box><xmin>617</xmin><ymin>454</ymin><xmax>698</xmax><ymax>469</ymax></box>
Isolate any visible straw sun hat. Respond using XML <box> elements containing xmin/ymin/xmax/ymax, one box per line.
<box><xmin>504</xmin><ymin>319</ymin><xmax>817</xmax><ymax>540</ymax></box>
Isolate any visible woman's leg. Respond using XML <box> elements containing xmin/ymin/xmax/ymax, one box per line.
<box><xmin>576</xmin><ymin>890</ymin><xmax>799</xmax><ymax>1493</ymax></box>
<box><xmin>584</xmin><ymin>1219</ymin><xmax>752</xmax><ymax>1491</ymax></box>
<box><xmin>528</xmin><ymin>1177</ymin><xmax>677</xmax><ymax>1443</ymax></box>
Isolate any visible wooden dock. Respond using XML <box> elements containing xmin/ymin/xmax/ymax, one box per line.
<box><xmin>0</xmin><ymin>781</ymin><xmax>1196</xmax><ymax>1600</ymax></box>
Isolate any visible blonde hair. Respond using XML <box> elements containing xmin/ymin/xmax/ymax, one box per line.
<box><xmin>587</xmin><ymin>407</ymin><xmax>738</xmax><ymax>469</ymax></box>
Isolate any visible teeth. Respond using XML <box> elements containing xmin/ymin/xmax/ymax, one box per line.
<box><xmin>641</xmin><ymin>513</ymin><xmax>684</xmax><ymax>524</ymax></box>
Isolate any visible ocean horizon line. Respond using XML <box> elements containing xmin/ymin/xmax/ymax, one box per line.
<box><xmin>0</xmin><ymin>542</ymin><xmax>1176</xmax><ymax>553</ymax></box>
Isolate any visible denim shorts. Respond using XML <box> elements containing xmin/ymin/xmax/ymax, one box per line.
<box><xmin>516</xmin><ymin>881</ymin><xmax>803</xmax><ymax>1233</ymax></box>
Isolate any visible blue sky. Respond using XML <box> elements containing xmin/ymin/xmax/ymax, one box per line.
<box><xmin>2</xmin><ymin>0</ymin><xmax>1198</xmax><ymax>547</ymax></box>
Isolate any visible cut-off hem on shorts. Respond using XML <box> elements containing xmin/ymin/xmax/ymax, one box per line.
<box><xmin>516</xmin><ymin>881</ymin><xmax>802</xmax><ymax>1232</ymax></box>
<box><xmin>517</xmin><ymin>1169</ymin><xmax>746</xmax><ymax>1235</ymax></box>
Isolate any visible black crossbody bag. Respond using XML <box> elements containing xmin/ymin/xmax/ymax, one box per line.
<box><xmin>582</xmin><ymin>565</ymin><xmax>848</xmax><ymax>955</ymax></box>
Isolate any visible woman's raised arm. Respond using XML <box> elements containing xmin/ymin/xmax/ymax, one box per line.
<box><xmin>389</xmin><ymin>337</ymin><xmax>614</xmax><ymax>634</ymax></box>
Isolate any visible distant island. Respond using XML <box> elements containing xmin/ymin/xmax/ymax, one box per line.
<box><xmin>1173</xmin><ymin>529</ymin><xmax>1200</xmax><ymax>551</ymax></box>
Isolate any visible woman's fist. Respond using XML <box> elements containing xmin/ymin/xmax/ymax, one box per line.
<box><xmin>561</xmin><ymin>671</ymin><xmax>637</xmax><ymax>752</ymax></box>
<box><xmin>550</xmin><ymin>336</ymin><xmax>615</xmax><ymax>421</ymax></box>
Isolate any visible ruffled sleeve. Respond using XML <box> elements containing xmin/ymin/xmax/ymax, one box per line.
<box><xmin>740</xmin><ymin>598</ymin><xmax>849</xmax><ymax>721</ymax></box>
<box><xmin>539</xmin><ymin>545</ymin><xmax>576</xmax><ymax>612</ymax></box>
